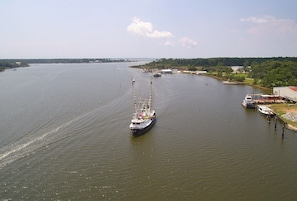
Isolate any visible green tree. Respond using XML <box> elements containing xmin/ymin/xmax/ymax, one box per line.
<box><xmin>262</xmin><ymin>67</ymin><xmax>295</xmax><ymax>87</ymax></box>
<box><xmin>224</xmin><ymin>67</ymin><xmax>233</xmax><ymax>76</ymax></box>
<box><xmin>243</xmin><ymin>60</ymin><xmax>249</xmax><ymax>72</ymax></box>
<box><xmin>216</xmin><ymin>62</ymin><xmax>224</xmax><ymax>77</ymax></box>
<box><xmin>234</xmin><ymin>76</ymin><xmax>245</xmax><ymax>82</ymax></box>
<box><xmin>188</xmin><ymin>66</ymin><xmax>197</xmax><ymax>71</ymax></box>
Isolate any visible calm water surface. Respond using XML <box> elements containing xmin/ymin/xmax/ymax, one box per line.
<box><xmin>0</xmin><ymin>63</ymin><xmax>297</xmax><ymax>200</ymax></box>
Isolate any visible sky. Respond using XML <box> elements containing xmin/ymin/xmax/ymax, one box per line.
<box><xmin>1</xmin><ymin>0</ymin><xmax>297</xmax><ymax>59</ymax></box>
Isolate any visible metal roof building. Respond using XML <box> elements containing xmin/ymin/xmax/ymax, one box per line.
<box><xmin>273</xmin><ymin>86</ymin><xmax>297</xmax><ymax>102</ymax></box>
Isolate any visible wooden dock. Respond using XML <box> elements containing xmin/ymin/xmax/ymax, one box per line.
<box><xmin>251</xmin><ymin>94</ymin><xmax>286</xmax><ymax>105</ymax></box>
<box><xmin>254</xmin><ymin>99</ymin><xmax>286</xmax><ymax>104</ymax></box>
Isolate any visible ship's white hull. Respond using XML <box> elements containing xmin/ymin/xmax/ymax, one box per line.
<box><xmin>130</xmin><ymin>116</ymin><xmax>156</xmax><ymax>136</ymax></box>
<box><xmin>257</xmin><ymin>105</ymin><xmax>274</xmax><ymax>116</ymax></box>
<box><xmin>242</xmin><ymin>94</ymin><xmax>256</xmax><ymax>109</ymax></box>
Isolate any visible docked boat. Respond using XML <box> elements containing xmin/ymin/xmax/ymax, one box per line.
<box><xmin>257</xmin><ymin>105</ymin><xmax>274</xmax><ymax>116</ymax></box>
<box><xmin>223</xmin><ymin>80</ymin><xmax>238</xmax><ymax>85</ymax></box>
<box><xmin>242</xmin><ymin>94</ymin><xmax>256</xmax><ymax>109</ymax></box>
<box><xmin>129</xmin><ymin>79</ymin><xmax>156</xmax><ymax>135</ymax></box>
<box><xmin>153</xmin><ymin>73</ymin><xmax>161</xmax><ymax>77</ymax></box>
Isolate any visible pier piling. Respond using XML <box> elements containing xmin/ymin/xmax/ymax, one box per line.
<box><xmin>282</xmin><ymin>124</ymin><xmax>285</xmax><ymax>139</ymax></box>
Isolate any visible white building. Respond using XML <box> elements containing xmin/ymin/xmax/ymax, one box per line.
<box><xmin>273</xmin><ymin>86</ymin><xmax>297</xmax><ymax>102</ymax></box>
<box><xmin>231</xmin><ymin>66</ymin><xmax>244</xmax><ymax>73</ymax></box>
<box><xmin>160</xmin><ymin>69</ymin><xmax>172</xmax><ymax>74</ymax></box>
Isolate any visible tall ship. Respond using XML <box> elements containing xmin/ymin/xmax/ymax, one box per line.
<box><xmin>129</xmin><ymin>78</ymin><xmax>156</xmax><ymax>135</ymax></box>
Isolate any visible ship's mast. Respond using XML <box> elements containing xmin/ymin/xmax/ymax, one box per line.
<box><xmin>149</xmin><ymin>76</ymin><xmax>152</xmax><ymax>109</ymax></box>
<box><xmin>132</xmin><ymin>77</ymin><xmax>137</xmax><ymax>114</ymax></box>
<box><xmin>132</xmin><ymin>76</ymin><xmax>153</xmax><ymax>116</ymax></box>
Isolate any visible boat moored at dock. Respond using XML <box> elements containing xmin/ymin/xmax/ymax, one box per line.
<box><xmin>223</xmin><ymin>80</ymin><xmax>238</xmax><ymax>85</ymax></box>
<box><xmin>153</xmin><ymin>73</ymin><xmax>161</xmax><ymax>77</ymax></box>
<box><xmin>257</xmin><ymin>105</ymin><xmax>275</xmax><ymax>116</ymax></box>
<box><xmin>242</xmin><ymin>94</ymin><xmax>256</xmax><ymax>109</ymax></box>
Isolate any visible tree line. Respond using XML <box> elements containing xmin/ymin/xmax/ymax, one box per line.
<box><xmin>139</xmin><ymin>57</ymin><xmax>297</xmax><ymax>69</ymax></box>
<box><xmin>13</xmin><ymin>58</ymin><xmax>133</xmax><ymax>64</ymax></box>
<box><xmin>0</xmin><ymin>60</ymin><xmax>29</xmax><ymax>72</ymax></box>
<box><xmin>248</xmin><ymin>60</ymin><xmax>297</xmax><ymax>87</ymax></box>
<box><xmin>0</xmin><ymin>58</ymin><xmax>135</xmax><ymax>72</ymax></box>
<box><xmin>136</xmin><ymin>57</ymin><xmax>297</xmax><ymax>88</ymax></box>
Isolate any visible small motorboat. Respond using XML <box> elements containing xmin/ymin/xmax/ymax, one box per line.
<box><xmin>257</xmin><ymin>105</ymin><xmax>274</xmax><ymax>116</ymax></box>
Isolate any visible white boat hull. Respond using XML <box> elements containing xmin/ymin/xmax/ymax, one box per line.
<box><xmin>257</xmin><ymin>105</ymin><xmax>274</xmax><ymax>116</ymax></box>
<box><xmin>242</xmin><ymin>94</ymin><xmax>256</xmax><ymax>109</ymax></box>
<box><xmin>130</xmin><ymin>116</ymin><xmax>156</xmax><ymax>135</ymax></box>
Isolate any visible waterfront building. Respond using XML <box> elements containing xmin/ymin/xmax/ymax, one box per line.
<box><xmin>273</xmin><ymin>86</ymin><xmax>297</xmax><ymax>103</ymax></box>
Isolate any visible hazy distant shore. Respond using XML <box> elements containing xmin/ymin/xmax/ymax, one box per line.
<box><xmin>0</xmin><ymin>58</ymin><xmax>137</xmax><ymax>72</ymax></box>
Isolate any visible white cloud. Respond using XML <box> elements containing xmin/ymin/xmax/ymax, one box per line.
<box><xmin>127</xmin><ymin>17</ymin><xmax>173</xmax><ymax>38</ymax></box>
<box><xmin>240</xmin><ymin>16</ymin><xmax>297</xmax><ymax>34</ymax></box>
<box><xmin>240</xmin><ymin>16</ymin><xmax>274</xmax><ymax>24</ymax></box>
<box><xmin>127</xmin><ymin>17</ymin><xmax>198</xmax><ymax>49</ymax></box>
<box><xmin>238</xmin><ymin>15</ymin><xmax>297</xmax><ymax>56</ymax></box>
<box><xmin>180</xmin><ymin>37</ymin><xmax>197</xmax><ymax>48</ymax></box>
<box><xmin>164</xmin><ymin>41</ymin><xmax>174</xmax><ymax>47</ymax></box>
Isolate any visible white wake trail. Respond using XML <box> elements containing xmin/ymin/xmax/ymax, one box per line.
<box><xmin>0</xmin><ymin>109</ymin><xmax>93</xmax><ymax>170</ymax></box>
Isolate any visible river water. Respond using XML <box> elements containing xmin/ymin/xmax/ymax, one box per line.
<box><xmin>0</xmin><ymin>62</ymin><xmax>297</xmax><ymax>200</ymax></box>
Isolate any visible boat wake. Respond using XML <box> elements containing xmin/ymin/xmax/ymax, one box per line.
<box><xmin>0</xmin><ymin>111</ymin><xmax>89</xmax><ymax>170</ymax></box>
<box><xmin>0</xmin><ymin>91</ymin><xmax>128</xmax><ymax>170</ymax></box>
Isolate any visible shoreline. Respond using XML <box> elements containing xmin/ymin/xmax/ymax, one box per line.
<box><xmin>203</xmin><ymin>74</ymin><xmax>272</xmax><ymax>92</ymax></box>
<box><xmin>286</xmin><ymin>124</ymin><xmax>297</xmax><ymax>131</ymax></box>
<box><xmin>205</xmin><ymin>73</ymin><xmax>297</xmax><ymax>131</ymax></box>
<box><xmin>268</xmin><ymin>104</ymin><xmax>297</xmax><ymax>131</ymax></box>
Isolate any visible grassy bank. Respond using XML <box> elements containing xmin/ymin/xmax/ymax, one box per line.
<box><xmin>269</xmin><ymin>104</ymin><xmax>297</xmax><ymax>130</ymax></box>
<box><xmin>204</xmin><ymin>73</ymin><xmax>272</xmax><ymax>92</ymax></box>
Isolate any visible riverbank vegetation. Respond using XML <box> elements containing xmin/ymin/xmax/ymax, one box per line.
<box><xmin>0</xmin><ymin>60</ymin><xmax>29</xmax><ymax>72</ymax></box>
<box><xmin>133</xmin><ymin>57</ymin><xmax>297</xmax><ymax>89</ymax></box>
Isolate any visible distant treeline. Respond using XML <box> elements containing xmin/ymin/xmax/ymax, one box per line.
<box><xmin>0</xmin><ymin>58</ymin><xmax>135</xmax><ymax>72</ymax></box>
<box><xmin>137</xmin><ymin>57</ymin><xmax>297</xmax><ymax>69</ymax></box>
<box><xmin>133</xmin><ymin>57</ymin><xmax>297</xmax><ymax>88</ymax></box>
<box><xmin>17</xmin><ymin>58</ymin><xmax>134</xmax><ymax>64</ymax></box>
